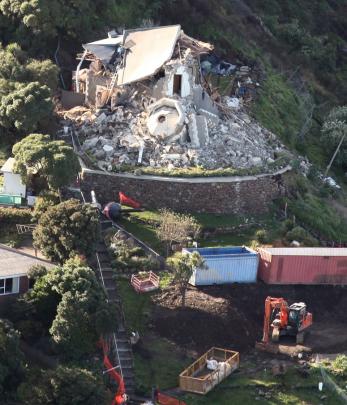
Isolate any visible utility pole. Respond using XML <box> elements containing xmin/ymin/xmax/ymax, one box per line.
<box><xmin>324</xmin><ymin>132</ymin><xmax>346</xmax><ymax>177</ymax></box>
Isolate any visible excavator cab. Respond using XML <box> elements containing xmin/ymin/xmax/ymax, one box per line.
<box><xmin>288</xmin><ymin>302</ymin><xmax>307</xmax><ymax>329</ymax></box>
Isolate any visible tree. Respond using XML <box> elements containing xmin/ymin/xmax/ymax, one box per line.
<box><xmin>0</xmin><ymin>82</ymin><xmax>52</xmax><ymax>134</ymax></box>
<box><xmin>321</xmin><ymin>105</ymin><xmax>347</xmax><ymax>175</ymax></box>
<box><xmin>167</xmin><ymin>251</ymin><xmax>205</xmax><ymax>307</ymax></box>
<box><xmin>33</xmin><ymin>199</ymin><xmax>99</xmax><ymax>263</ymax></box>
<box><xmin>12</xmin><ymin>134</ymin><xmax>80</xmax><ymax>193</ymax></box>
<box><xmin>0</xmin><ymin>0</ymin><xmax>119</xmax><ymax>41</ymax></box>
<box><xmin>0</xmin><ymin>43</ymin><xmax>58</xmax><ymax>91</ymax></box>
<box><xmin>0</xmin><ymin>319</ymin><xmax>24</xmax><ymax>397</ymax></box>
<box><xmin>26</xmin><ymin>258</ymin><xmax>117</xmax><ymax>358</ymax></box>
<box><xmin>156</xmin><ymin>209</ymin><xmax>201</xmax><ymax>256</ymax></box>
<box><xmin>18</xmin><ymin>365</ymin><xmax>111</xmax><ymax>405</ymax></box>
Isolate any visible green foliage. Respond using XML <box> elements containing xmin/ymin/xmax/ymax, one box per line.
<box><xmin>287</xmin><ymin>194</ymin><xmax>347</xmax><ymax>241</ymax></box>
<box><xmin>167</xmin><ymin>251</ymin><xmax>205</xmax><ymax>306</ymax></box>
<box><xmin>0</xmin><ymin>0</ymin><xmax>120</xmax><ymax>42</ymax></box>
<box><xmin>33</xmin><ymin>199</ymin><xmax>99</xmax><ymax>263</ymax></box>
<box><xmin>0</xmin><ymin>319</ymin><xmax>24</xmax><ymax>397</ymax></box>
<box><xmin>0</xmin><ymin>43</ymin><xmax>58</xmax><ymax>90</ymax></box>
<box><xmin>12</xmin><ymin>134</ymin><xmax>80</xmax><ymax>190</ymax></box>
<box><xmin>0</xmin><ymin>207</ymin><xmax>32</xmax><ymax>225</ymax></box>
<box><xmin>26</xmin><ymin>258</ymin><xmax>116</xmax><ymax>359</ymax></box>
<box><xmin>156</xmin><ymin>209</ymin><xmax>201</xmax><ymax>256</ymax></box>
<box><xmin>255</xmin><ymin>229</ymin><xmax>269</xmax><ymax>244</ymax></box>
<box><xmin>330</xmin><ymin>355</ymin><xmax>347</xmax><ymax>377</ymax></box>
<box><xmin>321</xmin><ymin>105</ymin><xmax>347</xmax><ymax>169</ymax></box>
<box><xmin>31</xmin><ymin>190</ymin><xmax>60</xmax><ymax>222</ymax></box>
<box><xmin>285</xmin><ymin>226</ymin><xmax>319</xmax><ymax>246</ymax></box>
<box><xmin>50</xmin><ymin>291</ymin><xmax>98</xmax><ymax>358</ymax></box>
<box><xmin>0</xmin><ymin>81</ymin><xmax>52</xmax><ymax>133</ymax></box>
<box><xmin>252</xmin><ymin>71</ymin><xmax>302</xmax><ymax>147</ymax></box>
<box><xmin>18</xmin><ymin>365</ymin><xmax>111</xmax><ymax>405</ymax></box>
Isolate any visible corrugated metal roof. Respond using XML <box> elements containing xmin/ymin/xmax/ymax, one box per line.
<box><xmin>0</xmin><ymin>244</ymin><xmax>54</xmax><ymax>277</ymax></box>
<box><xmin>260</xmin><ymin>247</ymin><xmax>347</xmax><ymax>257</ymax></box>
<box><xmin>1</xmin><ymin>157</ymin><xmax>15</xmax><ymax>173</ymax></box>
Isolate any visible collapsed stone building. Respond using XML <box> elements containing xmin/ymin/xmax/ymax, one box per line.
<box><xmin>65</xmin><ymin>25</ymin><xmax>287</xmax><ymax>172</ymax></box>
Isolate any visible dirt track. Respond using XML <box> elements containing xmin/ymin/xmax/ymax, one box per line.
<box><xmin>152</xmin><ymin>283</ymin><xmax>347</xmax><ymax>354</ymax></box>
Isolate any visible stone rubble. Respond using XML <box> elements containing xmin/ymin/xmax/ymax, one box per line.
<box><xmin>60</xmin><ymin>91</ymin><xmax>288</xmax><ymax>172</ymax></box>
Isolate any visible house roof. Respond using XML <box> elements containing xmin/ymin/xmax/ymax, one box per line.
<box><xmin>83</xmin><ymin>36</ymin><xmax>123</xmax><ymax>64</ymax></box>
<box><xmin>0</xmin><ymin>244</ymin><xmax>54</xmax><ymax>278</ymax></box>
<box><xmin>259</xmin><ymin>247</ymin><xmax>347</xmax><ymax>257</ymax></box>
<box><xmin>1</xmin><ymin>157</ymin><xmax>15</xmax><ymax>173</ymax></box>
<box><xmin>116</xmin><ymin>25</ymin><xmax>181</xmax><ymax>86</ymax></box>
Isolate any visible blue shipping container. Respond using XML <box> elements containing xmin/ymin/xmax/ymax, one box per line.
<box><xmin>183</xmin><ymin>246</ymin><xmax>259</xmax><ymax>286</ymax></box>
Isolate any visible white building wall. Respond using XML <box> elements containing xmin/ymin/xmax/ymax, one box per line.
<box><xmin>166</xmin><ymin>66</ymin><xmax>193</xmax><ymax>98</ymax></box>
<box><xmin>3</xmin><ymin>172</ymin><xmax>26</xmax><ymax>196</ymax></box>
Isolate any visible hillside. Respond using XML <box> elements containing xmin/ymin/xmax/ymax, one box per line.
<box><xmin>0</xmin><ymin>0</ymin><xmax>346</xmax><ymax>242</ymax></box>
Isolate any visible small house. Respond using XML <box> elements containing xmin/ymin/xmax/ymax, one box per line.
<box><xmin>0</xmin><ymin>244</ymin><xmax>53</xmax><ymax>304</ymax></box>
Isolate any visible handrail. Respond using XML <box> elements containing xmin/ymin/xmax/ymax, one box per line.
<box><xmin>96</xmin><ymin>252</ymin><xmax>123</xmax><ymax>378</ymax></box>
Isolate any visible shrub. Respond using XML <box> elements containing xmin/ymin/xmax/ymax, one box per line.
<box><xmin>0</xmin><ymin>207</ymin><xmax>32</xmax><ymax>225</ymax></box>
<box><xmin>285</xmin><ymin>226</ymin><xmax>319</xmax><ymax>246</ymax></box>
<box><xmin>330</xmin><ymin>355</ymin><xmax>347</xmax><ymax>377</ymax></box>
<box><xmin>255</xmin><ymin>229</ymin><xmax>269</xmax><ymax>244</ymax></box>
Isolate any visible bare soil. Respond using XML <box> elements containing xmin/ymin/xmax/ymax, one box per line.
<box><xmin>152</xmin><ymin>283</ymin><xmax>347</xmax><ymax>354</ymax></box>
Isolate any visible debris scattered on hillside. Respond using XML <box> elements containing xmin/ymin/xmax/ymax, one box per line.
<box><xmin>58</xmin><ymin>25</ymin><xmax>290</xmax><ymax>173</ymax></box>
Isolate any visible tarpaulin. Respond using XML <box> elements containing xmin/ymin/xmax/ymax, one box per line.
<box><xmin>119</xmin><ymin>192</ymin><xmax>141</xmax><ymax>208</ymax></box>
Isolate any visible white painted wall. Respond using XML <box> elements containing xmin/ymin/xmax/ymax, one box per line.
<box><xmin>166</xmin><ymin>66</ymin><xmax>193</xmax><ymax>98</ymax></box>
<box><xmin>3</xmin><ymin>172</ymin><xmax>26</xmax><ymax>196</ymax></box>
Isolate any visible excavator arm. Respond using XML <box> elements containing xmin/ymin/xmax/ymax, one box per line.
<box><xmin>262</xmin><ymin>296</ymin><xmax>288</xmax><ymax>344</ymax></box>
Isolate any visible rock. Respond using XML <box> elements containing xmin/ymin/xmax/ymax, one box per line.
<box><xmin>103</xmin><ymin>144</ymin><xmax>114</xmax><ymax>153</ymax></box>
<box><xmin>290</xmin><ymin>240</ymin><xmax>301</xmax><ymax>247</ymax></box>
<box><xmin>82</xmin><ymin>137</ymin><xmax>99</xmax><ymax>150</ymax></box>
<box><xmin>94</xmin><ymin>149</ymin><xmax>106</xmax><ymax>159</ymax></box>
<box><xmin>251</xmin><ymin>157</ymin><xmax>262</xmax><ymax>166</ymax></box>
<box><xmin>96</xmin><ymin>112</ymin><xmax>107</xmax><ymax>124</ymax></box>
<box><xmin>267</xmin><ymin>157</ymin><xmax>275</xmax><ymax>164</ymax></box>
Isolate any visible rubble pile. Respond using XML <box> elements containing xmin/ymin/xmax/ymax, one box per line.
<box><xmin>63</xmin><ymin>97</ymin><xmax>284</xmax><ymax>172</ymax></box>
<box><xmin>60</xmin><ymin>25</ymin><xmax>290</xmax><ymax>174</ymax></box>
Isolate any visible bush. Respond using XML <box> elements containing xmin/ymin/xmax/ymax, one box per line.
<box><xmin>255</xmin><ymin>229</ymin><xmax>269</xmax><ymax>244</ymax></box>
<box><xmin>330</xmin><ymin>355</ymin><xmax>347</xmax><ymax>377</ymax></box>
<box><xmin>0</xmin><ymin>207</ymin><xmax>32</xmax><ymax>225</ymax></box>
<box><xmin>285</xmin><ymin>226</ymin><xmax>319</xmax><ymax>246</ymax></box>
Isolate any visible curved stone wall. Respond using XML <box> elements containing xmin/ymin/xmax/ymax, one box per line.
<box><xmin>80</xmin><ymin>166</ymin><xmax>290</xmax><ymax>214</ymax></box>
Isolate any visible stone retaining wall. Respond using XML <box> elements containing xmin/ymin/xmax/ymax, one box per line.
<box><xmin>81</xmin><ymin>167</ymin><xmax>290</xmax><ymax>214</ymax></box>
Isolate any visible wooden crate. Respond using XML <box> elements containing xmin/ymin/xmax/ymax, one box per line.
<box><xmin>131</xmin><ymin>271</ymin><xmax>159</xmax><ymax>293</ymax></box>
<box><xmin>179</xmin><ymin>347</ymin><xmax>239</xmax><ymax>395</ymax></box>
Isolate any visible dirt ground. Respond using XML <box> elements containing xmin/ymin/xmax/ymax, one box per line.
<box><xmin>152</xmin><ymin>283</ymin><xmax>347</xmax><ymax>355</ymax></box>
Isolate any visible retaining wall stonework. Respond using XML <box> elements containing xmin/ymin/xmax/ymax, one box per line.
<box><xmin>81</xmin><ymin>167</ymin><xmax>290</xmax><ymax>214</ymax></box>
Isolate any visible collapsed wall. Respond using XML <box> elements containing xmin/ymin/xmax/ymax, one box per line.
<box><xmin>80</xmin><ymin>166</ymin><xmax>289</xmax><ymax>214</ymax></box>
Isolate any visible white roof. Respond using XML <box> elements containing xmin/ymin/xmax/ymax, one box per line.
<box><xmin>260</xmin><ymin>247</ymin><xmax>347</xmax><ymax>257</ymax></box>
<box><xmin>0</xmin><ymin>244</ymin><xmax>54</xmax><ymax>277</ymax></box>
<box><xmin>84</xmin><ymin>36</ymin><xmax>123</xmax><ymax>47</ymax></box>
<box><xmin>117</xmin><ymin>25</ymin><xmax>181</xmax><ymax>86</ymax></box>
<box><xmin>1</xmin><ymin>157</ymin><xmax>15</xmax><ymax>173</ymax></box>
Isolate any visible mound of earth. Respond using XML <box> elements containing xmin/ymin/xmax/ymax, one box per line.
<box><xmin>152</xmin><ymin>284</ymin><xmax>347</xmax><ymax>354</ymax></box>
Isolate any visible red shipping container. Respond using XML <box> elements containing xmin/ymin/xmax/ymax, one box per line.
<box><xmin>258</xmin><ymin>248</ymin><xmax>347</xmax><ymax>285</ymax></box>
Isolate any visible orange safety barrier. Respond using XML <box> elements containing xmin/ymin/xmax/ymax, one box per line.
<box><xmin>100</xmin><ymin>338</ymin><xmax>127</xmax><ymax>405</ymax></box>
<box><xmin>157</xmin><ymin>392</ymin><xmax>187</xmax><ymax>405</ymax></box>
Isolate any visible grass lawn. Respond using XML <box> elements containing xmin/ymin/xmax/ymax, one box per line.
<box><xmin>118</xmin><ymin>209</ymin><xmax>282</xmax><ymax>253</ymax></box>
<box><xmin>183</xmin><ymin>367</ymin><xmax>344</xmax><ymax>405</ymax></box>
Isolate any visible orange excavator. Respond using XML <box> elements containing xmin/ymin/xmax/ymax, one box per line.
<box><xmin>256</xmin><ymin>296</ymin><xmax>313</xmax><ymax>351</ymax></box>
